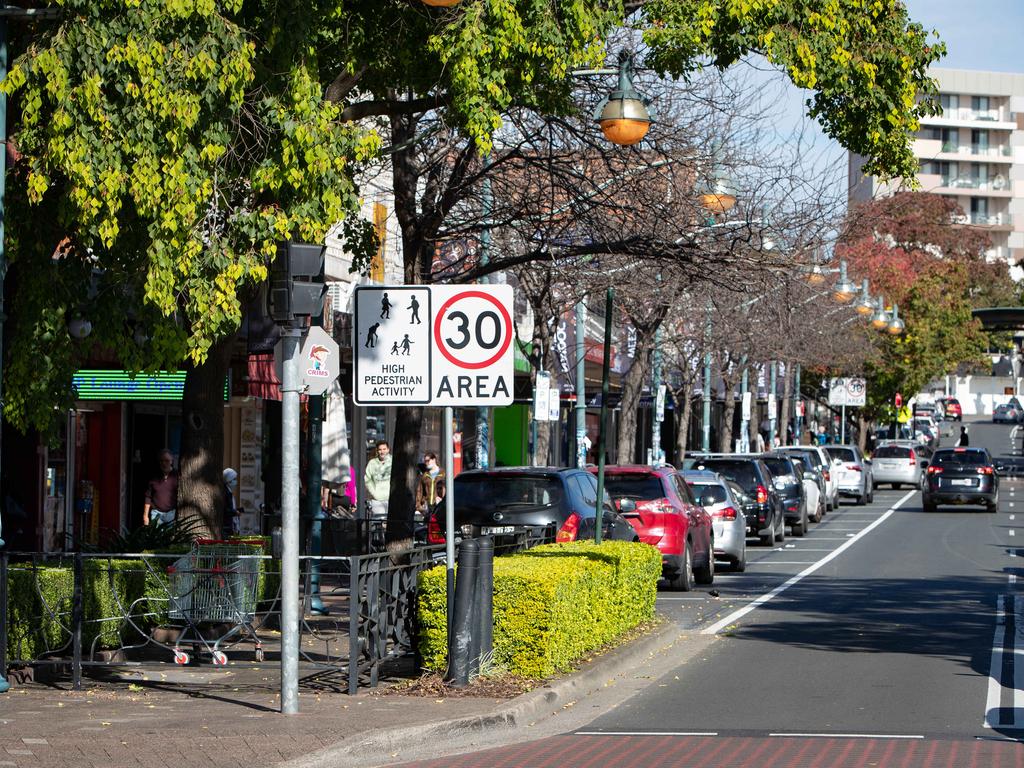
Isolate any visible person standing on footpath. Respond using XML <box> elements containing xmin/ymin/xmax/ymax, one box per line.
<box><xmin>415</xmin><ymin>452</ymin><xmax>446</xmax><ymax>519</ymax></box>
<box><xmin>364</xmin><ymin>441</ymin><xmax>392</xmax><ymax>519</ymax></box>
<box><xmin>143</xmin><ymin>449</ymin><xmax>178</xmax><ymax>525</ymax></box>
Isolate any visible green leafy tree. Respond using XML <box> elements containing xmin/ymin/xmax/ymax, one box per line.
<box><xmin>3</xmin><ymin>0</ymin><xmax>377</xmax><ymax>533</ymax></box>
<box><xmin>839</xmin><ymin>192</ymin><xmax>1010</xmax><ymax>420</ymax></box>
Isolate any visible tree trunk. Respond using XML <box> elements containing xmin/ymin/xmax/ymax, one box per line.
<box><xmin>778</xmin><ymin>362</ymin><xmax>794</xmax><ymax>446</ymax></box>
<box><xmin>674</xmin><ymin>386</ymin><xmax>694</xmax><ymax>461</ymax></box>
<box><xmin>616</xmin><ymin>341</ymin><xmax>652</xmax><ymax>464</ymax></box>
<box><xmin>386</xmin><ymin>405</ymin><xmax>421</xmax><ymax>550</ymax></box>
<box><xmin>719</xmin><ymin>375</ymin><xmax>738</xmax><ymax>453</ymax></box>
<box><xmin>858</xmin><ymin>413</ymin><xmax>868</xmax><ymax>454</ymax></box>
<box><xmin>178</xmin><ymin>333</ymin><xmax>235</xmax><ymax>538</ymax></box>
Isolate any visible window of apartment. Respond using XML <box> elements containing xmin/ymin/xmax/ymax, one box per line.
<box><xmin>920</xmin><ymin>160</ymin><xmax>948</xmax><ymax>176</ymax></box>
<box><xmin>972</xmin><ymin>95</ymin><xmax>990</xmax><ymax>112</ymax></box>
<box><xmin>971</xmin><ymin>198</ymin><xmax>989</xmax><ymax>216</ymax></box>
<box><xmin>918</xmin><ymin>126</ymin><xmax>942</xmax><ymax>141</ymax></box>
<box><xmin>940</xmin><ymin>93</ymin><xmax>959</xmax><ymax>112</ymax></box>
<box><xmin>971</xmin><ymin>129</ymin><xmax>990</xmax><ymax>151</ymax></box>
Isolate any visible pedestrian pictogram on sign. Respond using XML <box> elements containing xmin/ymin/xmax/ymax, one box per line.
<box><xmin>353</xmin><ymin>284</ymin><xmax>514</xmax><ymax>406</ymax></box>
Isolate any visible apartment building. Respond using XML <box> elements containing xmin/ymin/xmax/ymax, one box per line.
<box><xmin>849</xmin><ymin>68</ymin><xmax>1024</xmax><ymax>271</ymax></box>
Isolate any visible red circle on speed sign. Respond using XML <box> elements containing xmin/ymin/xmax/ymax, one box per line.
<box><xmin>433</xmin><ymin>290</ymin><xmax>513</xmax><ymax>370</ymax></box>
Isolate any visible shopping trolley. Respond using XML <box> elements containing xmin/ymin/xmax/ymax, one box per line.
<box><xmin>167</xmin><ymin>539</ymin><xmax>264</xmax><ymax>665</ymax></box>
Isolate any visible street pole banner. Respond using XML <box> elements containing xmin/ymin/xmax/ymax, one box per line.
<box><xmin>533</xmin><ymin>371</ymin><xmax>551</xmax><ymax>422</ymax></box>
<box><xmin>353</xmin><ymin>284</ymin><xmax>514</xmax><ymax>406</ymax></box>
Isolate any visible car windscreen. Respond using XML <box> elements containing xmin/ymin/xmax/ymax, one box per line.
<box><xmin>826</xmin><ymin>447</ymin><xmax>857</xmax><ymax>463</ymax></box>
<box><xmin>456</xmin><ymin>476</ymin><xmax>564</xmax><ymax>510</ymax></box>
<box><xmin>693</xmin><ymin>484</ymin><xmax>728</xmax><ymax>506</ymax></box>
<box><xmin>933</xmin><ymin>450</ymin><xmax>989</xmax><ymax>466</ymax></box>
<box><xmin>762</xmin><ymin>458</ymin><xmax>798</xmax><ymax>482</ymax></box>
<box><xmin>693</xmin><ymin>460</ymin><xmax>758</xmax><ymax>490</ymax></box>
<box><xmin>874</xmin><ymin>445</ymin><xmax>913</xmax><ymax>458</ymax></box>
<box><xmin>604</xmin><ymin>474</ymin><xmax>666</xmax><ymax>500</ymax></box>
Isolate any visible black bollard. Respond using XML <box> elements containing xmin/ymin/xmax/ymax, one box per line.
<box><xmin>445</xmin><ymin>539</ymin><xmax>480</xmax><ymax>687</ymax></box>
<box><xmin>470</xmin><ymin>537</ymin><xmax>494</xmax><ymax>676</ymax></box>
<box><xmin>72</xmin><ymin>553</ymin><xmax>83</xmax><ymax>691</ymax></box>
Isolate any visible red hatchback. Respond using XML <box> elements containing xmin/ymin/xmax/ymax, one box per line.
<box><xmin>590</xmin><ymin>465</ymin><xmax>714</xmax><ymax>590</ymax></box>
<box><xmin>939</xmin><ymin>397</ymin><xmax>962</xmax><ymax>421</ymax></box>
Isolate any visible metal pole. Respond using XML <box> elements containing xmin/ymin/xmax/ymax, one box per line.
<box><xmin>594</xmin><ymin>288</ymin><xmax>613</xmax><ymax>544</ymax></box>
<box><xmin>445</xmin><ymin>538</ymin><xmax>479</xmax><ymax>688</ymax></box>
<box><xmin>702</xmin><ymin>300</ymin><xmax>712</xmax><ymax>452</ymax></box>
<box><xmin>444</xmin><ymin>406</ymin><xmax>456</xmax><ymax>637</ymax></box>
<box><xmin>652</xmin><ymin>325</ymin><xmax>662</xmax><ymax>464</ymax></box>
<box><xmin>476</xmin><ymin>163</ymin><xmax>492</xmax><ymax>470</ymax></box>
<box><xmin>280</xmin><ymin>327</ymin><xmax>302</xmax><ymax>715</ymax></box>
<box><xmin>794</xmin><ymin>364</ymin><xmax>802</xmax><ymax>443</ymax></box>
<box><xmin>72</xmin><ymin>552</ymin><xmax>83</xmax><ymax>691</ymax></box>
<box><xmin>841</xmin><ymin>403</ymin><xmax>846</xmax><ymax>444</ymax></box>
<box><xmin>306</xmin><ymin>389</ymin><xmax>326</xmax><ymax>615</ymax></box>
<box><xmin>575</xmin><ymin>301</ymin><xmax>587</xmax><ymax>467</ymax></box>
<box><xmin>769</xmin><ymin>362</ymin><xmax>777</xmax><ymax>448</ymax></box>
<box><xmin>739</xmin><ymin>358</ymin><xmax>749</xmax><ymax>453</ymax></box>
<box><xmin>0</xmin><ymin>551</ymin><xmax>8</xmax><ymax>693</ymax></box>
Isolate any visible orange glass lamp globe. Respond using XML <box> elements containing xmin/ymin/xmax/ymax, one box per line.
<box><xmin>599</xmin><ymin>117</ymin><xmax>650</xmax><ymax>146</ymax></box>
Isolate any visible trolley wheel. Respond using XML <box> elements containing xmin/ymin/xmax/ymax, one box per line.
<box><xmin>173</xmin><ymin>650</ymin><xmax>190</xmax><ymax>666</ymax></box>
<box><xmin>212</xmin><ymin>651</ymin><xmax>228</xmax><ymax>666</ymax></box>
<box><xmin>254</xmin><ymin>646</ymin><xmax>265</xmax><ymax>663</ymax></box>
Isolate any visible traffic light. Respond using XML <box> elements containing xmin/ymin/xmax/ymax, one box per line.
<box><xmin>268</xmin><ymin>242</ymin><xmax>327</xmax><ymax>324</ymax></box>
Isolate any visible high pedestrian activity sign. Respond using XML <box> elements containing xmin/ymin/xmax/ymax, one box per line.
<box><xmin>353</xmin><ymin>285</ymin><xmax>515</xmax><ymax>406</ymax></box>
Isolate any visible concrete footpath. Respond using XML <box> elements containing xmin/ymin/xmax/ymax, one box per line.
<box><xmin>0</xmin><ymin>621</ymin><xmax>704</xmax><ymax>768</ymax></box>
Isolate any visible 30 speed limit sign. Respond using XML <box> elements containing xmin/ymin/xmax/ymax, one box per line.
<box><xmin>353</xmin><ymin>284</ymin><xmax>514</xmax><ymax>406</ymax></box>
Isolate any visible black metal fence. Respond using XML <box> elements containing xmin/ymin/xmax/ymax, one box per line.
<box><xmin>0</xmin><ymin>528</ymin><xmax>548</xmax><ymax>695</ymax></box>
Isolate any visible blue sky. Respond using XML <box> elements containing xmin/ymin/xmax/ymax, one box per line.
<box><xmin>905</xmin><ymin>0</ymin><xmax>1024</xmax><ymax>74</ymax></box>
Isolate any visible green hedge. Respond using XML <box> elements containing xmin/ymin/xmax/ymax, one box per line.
<box><xmin>418</xmin><ymin>540</ymin><xmax>661</xmax><ymax>678</ymax></box>
<box><xmin>6</xmin><ymin>541</ymin><xmax>278</xmax><ymax>662</ymax></box>
<box><xmin>6</xmin><ymin>559</ymin><xmax>149</xmax><ymax>661</ymax></box>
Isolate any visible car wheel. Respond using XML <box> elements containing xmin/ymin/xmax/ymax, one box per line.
<box><xmin>856</xmin><ymin>490</ymin><xmax>867</xmax><ymax>505</ymax></box>
<box><xmin>923</xmin><ymin>497</ymin><xmax>937</xmax><ymax>512</ymax></box>
<box><xmin>775</xmin><ymin>514</ymin><xmax>786</xmax><ymax>543</ymax></box>
<box><xmin>732</xmin><ymin>542</ymin><xmax>747</xmax><ymax>573</ymax></box>
<box><xmin>792</xmin><ymin>510</ymin><xmax>806</xmax><ymax>537</ymax></box>
<box><xmin>759</xmin><ymin>529</ymin><xmax>775</xmax><ymax>547</ymax></box>
<box><xmin>695</xmin><ymin>543</ymin><xmax>715</xmax><ymax>585</ymax></box>
<box><xmin>812</xmin><ymin>499</ymin><xmax>823</xmax><ymax>523</ymax></box>
<box><xmin>670</xmin><ymin>542</ymin><xmax>694</xmax><ymax>591</ymax></box>
<box><xmin>867</xmin><ymin>484</ymin><xmax>874</xmax><ymax>504</ymax></box>
<box><xmin>987</xmin><ymin>495</ymin><xmax>998</xmax><ymax>513</ymax></box>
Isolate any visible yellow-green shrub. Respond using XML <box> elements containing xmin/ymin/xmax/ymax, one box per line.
<box><xmin>417</xmin><ymin>540</ymin><xmax>661</xmax><ymax>678</ymax></box>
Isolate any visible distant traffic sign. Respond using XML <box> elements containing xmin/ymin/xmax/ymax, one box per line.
<box><xmin>354</xmin><ymin>284</ymin><xmax>514</xmax><ymax>406</ymax></box>
<box><xmin>828</xmin><ymin>377</ymin><xmax>867</xmax><ymax>407</ymax></box>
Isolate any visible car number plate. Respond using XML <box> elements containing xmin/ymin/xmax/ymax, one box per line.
<box><xmin>951</xmin><ymin>478</ymin><xmax>973</xmax><ymax>486</ymax></box>
<box><xmin>481</xmin><ymin>526</ymin><xmax>515</xmax><ymax>535</ymax></box>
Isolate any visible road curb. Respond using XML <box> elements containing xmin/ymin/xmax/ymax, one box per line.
<box><xmin>287</xmin><ymin>618</ymin><xmax>689</xmax><ymax>768</ymax></box>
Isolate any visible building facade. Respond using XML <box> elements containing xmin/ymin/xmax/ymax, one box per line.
<box><xmin>849</xmin><ymin>68</ymin><xmax>1024</xmax><ymax>272</ymax></box>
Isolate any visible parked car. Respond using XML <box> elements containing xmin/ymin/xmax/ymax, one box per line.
<box><xmin>685</xmin><ymin>454</ymin><xmax>785</xmax><ymax>546</ymax></box>
<box><xmin>595</xmin><ymin>465</ymin><xmax>715</xmax><ymax>590</ymax></box>
<box><xmin>922</xmin><ymin>447</ymin><xmax>999</xmax><ymax>513</ymax></box>
<box><xmin>776</xmin><ymin>446</ymin><xmax>832</xmax><ymax>515</ymax></box>
<box><xmin>787</xmin><ymin>453</ymin><xmax>824</xmax><ymax>523</ymax></box>
<box><xmin>426</xmin><ymin>467</ymin><xmax>639</xmax><ymax>546</ymax></box>
<box><xmin>871</xmin><ymin>441</ymin><xmax>925</xmax><ymax>490</ymax></box>
<box><xmin>683</xmin><ymin>470</ymin><xmax>747</xmax><ymax>572</ymax></box>
<box><xmin>993</xmin><ymin>403</ymin><xmax>1023</xmax><ymax>424</ymax></box>
<box><xmin>762</xmin><ymin>454</ymin><xmax>810</xmax><ymax>536</ymax></box>
<box><xmin>938</xmin><ymin>397</ymin><xmax>963</xmax><ymax>421</ymax></box>
<box><xmin>824</xmin><ymin>445</ymin><xmax>874</xmax><ymax>505</ymax></box>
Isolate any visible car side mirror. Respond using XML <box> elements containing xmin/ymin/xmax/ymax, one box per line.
<box><xmin>619</xmin><ymin>498</ymin><xmax>637</xmax><ymax>513</ymax></box>
<box><xmin>919</xmin><ymin>459</ymin><xmax>929</xmax><ymax>467</ymax></box>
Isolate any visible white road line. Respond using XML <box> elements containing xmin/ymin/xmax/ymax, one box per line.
<box><xmin>768</xmin><ymin>733</ymin><xmax>924</xmax><ymax>740</ymax></box>
<box><xmin>1011</xmin><ymin>515</ymin><xmax>1016</xmax><ymax>521</ymax></box>
<box><xmin>1011</xmin><ymin>530</ymin><xmax>1016</xmax><ymax>537</ymax></box>
<box><xmin>984</xmin><ymin>595</ymin><xmax>1016</xmax><ymax>729</ymax></box>
<box><xmin>702</xmin><ymin>491</ymin><xmax>915</xmax><ymax>636</ymax></box>
<box><xmin>1010</xmin><ymin>575</ymin><xmax>1017</xmax><ymax>586</ymax></box>
<box><xmin>575</xmin><ymin>731</ymin><xmax>718</xmax><ymax>737</ymax></box>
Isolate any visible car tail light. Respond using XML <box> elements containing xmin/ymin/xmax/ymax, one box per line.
<box><xmin>848</xmin><ymin>464</ymin><xmax>862</xmax><ymax>472</ymax></box>
<box><xmin>978</xmin><ymin>466</ymin><xmax>994</xmax><ymax>475</ymax></box>
<box><xmin>786</xmin><ymin>503</ymin><xmax>798</xmax><ymax>513</ymax></box>
<box><xmin>654</xmin><ymin>499</ymin><xmax>675</xmax><ymax>515</ymax></box>
<box><xmin>427</xmin><ymin>512</ymin><xmax>446</xmax><ymax>545</ymax></box>
<box><xmin>927</xmin><ymin>466</ymin><xmax>943</xmax><ymax>475</ymax></box>
<box><xmin>756</xmin><ymin>484</ymin><xmax>768</xmax><ymax>504</ymax></box>
<box><xmin>909</xmin><ymin>450</ymin><xmax>917</xmax><ymax>466</ymax></box>
<box><xmin>556</xmin><ymin>512</ymin><xmax>581</xmax><ymax>543</ymax></box>
<box><xmin>713</xmin><ymin>506</ymin><xmax>738</xmax><ymax>520</ymax></box>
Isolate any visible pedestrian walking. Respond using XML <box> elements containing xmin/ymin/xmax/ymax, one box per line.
<box><xmin>956</xmin><ymin>426</ymin><xmax>969</xmax><ymax>447</ymax></box>
<box><xmin>415</xmin><ymin>452</ymin><xmax>446</xmax><ymax>517</ymax></box>
<box><xmin>144</xmin><ymin>449</ymin><xmax>178</xmax><ymax>525</ymax></box>
<box><xmin>363</xmin><ymin>441</ymin><xmax>392</xmax><ymax>519</ymax></box>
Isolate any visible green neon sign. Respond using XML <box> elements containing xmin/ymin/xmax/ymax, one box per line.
<box><xmin>72</xmin><ymin>370</ymin><xmax>228</xmax><ymax>401</ymax></box>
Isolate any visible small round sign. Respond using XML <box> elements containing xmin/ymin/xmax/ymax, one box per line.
<box><xmin>433</xmin><ymin>290</ymin><xmax>513</xmax><ymax>370</ymax></box>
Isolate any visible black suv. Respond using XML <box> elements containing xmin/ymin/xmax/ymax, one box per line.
<box><xmin>762</xmin><ymin>454</ymin><xmax>810</xmax><ymax>536</ymax></box>
<box><xmin>683</xmin><ymin>454</ymin><xmax>784</xmax><ymax>546</ymax></box>
<box><xmin>426</xmin><ymin>467</ymin><xmax>639</xmax><ymax>544</ymax></box>
<box><xmin>923</xmin><ymin>448</ymin><xmax>999</xmax><ymax>513</ymax></box>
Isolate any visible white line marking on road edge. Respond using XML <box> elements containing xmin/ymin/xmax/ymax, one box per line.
<box><xmin>575</xmin><ymin>732</ymin><xmax>718</xmax><ymax>737</ymax></box>
<box><xmin>702</xmin><ymin>490</ymin><xmax>915</xmax><ymax>636</ymax></box>
<box><xmin>1011</xmin><ymin>515</ymin><xmax>1016</xmax><ymax>521</ymax></box>
<box><xmin>1010</xmin><ymin>575</ymin><xmax>1017</xmax><ymax>585</ymax></box>
<box><xmin>984</xmin><ymin>595</ymin><xmax>1010</xmax><ymax>729</ymax></box>
<box><xmin>768</xmin><ymin>733</ymin><xmax>924</xmax><ymax>739</ymax></box>
<box><xmin>1011</xmin><ymin>530</ymin><xmax>1016</xmax><ymax>537</ymax></box>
